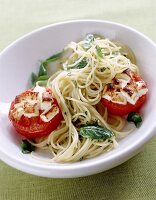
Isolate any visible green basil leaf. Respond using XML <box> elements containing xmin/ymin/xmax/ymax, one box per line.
<box><xmin>75</xmin><ymin>58</ymin><xmax>88</xmax><ymax>69</ymax></box>
<box><xmin>38</xmin><ymin>63</ymin><xmax>47</xmax><ymax>77</ymax></box>
<box><xmin>83</xmin><ymin>42</ymin><xmax>92</xmax><ymax>49</ymax></box>
<box><xmin>37</xmin><ymin>80</ymin><xmax>48</xmax><ymax>87</ymax></box>
<box><xmin>31</xmin><ymin>73</ymin><xmax>38</xmax><ymax>87</ymax></box>
<box><xmin>96</xmin><ymin>45</ymin><xmax>103</xmax><ymax>58</ymax></box>
<box><xmin>38</xmin><ymin>75</ymin><xmax>49</xmax><ymax>81</ymax></box>
<box><xmin>83</xmin><ymin>33</ymin><xmax>95</xmax><ymax>49</ymax></box>
<box><xmin>80</xmin><ymin>125</ymin><xmax>114</xmax><ymax>140</ymax></box>
<box><xmin>127</xmin><ymin>112</ymin><xmax>142</xmax><ymax>127</ymax></box>
<box><xmin>85</xmin><ymin>33</ymin><xmax>94</xmax><ymax>43</ymax></box>
<box><xmin>21</xmin><ymin>140</ymin><xmax>35</xmax><ymax>154</ymax></box>
<box><xmin>67</xmin><ymin>57</ymin><xmax>88</xmax><ymax>70</ymax></box>
<box><xmin>31</xmin><ymin>51</ymin><xmax>62</xmax><ymax>87</ymax></box>
<box><xmin>44</xmin><ymin>51</ymin><xmax>63</xmax><ymax>64</ymax></box>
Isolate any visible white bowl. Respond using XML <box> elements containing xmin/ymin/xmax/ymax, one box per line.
<box><xmin>0</xmin><ymin>20</ymin><xmax>156</xmax><ymax>178</ymax></box>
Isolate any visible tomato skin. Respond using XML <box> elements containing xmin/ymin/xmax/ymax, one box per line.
<box><xmin>8</xmin><ymin>88</ymin><xmax>63</xmax><ymax>138</ymax></box>
<box><xmin>101</xmin><ymin>94</ymin><xmax>147</xmax><ymax>116</ymax></box>
<box><xmin>101</xmin><ymin>70</ymin><xmax>148</xmax><ymax>116</ymax></box>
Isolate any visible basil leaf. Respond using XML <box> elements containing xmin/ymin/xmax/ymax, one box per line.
<box><xmin>31</xmin><ymin>73</ymin><xmax>38</xmax><ymax>87</ymax></box>
<box><xmin>83</xmin><ymin>42</ymin><xmax>92</xmax><ymax>49</ymax></box>
<box><xmin>31</xmin><ymin>51</ymin><xmax>62</xmax><ymax>86</ymax></box>
<box><xmin>31</xmin><ymin>73</ymin><xmax>48</xmax><ymax>87</ymax></box>
<box><xmin>83</xmin><ymin>33</ymin><xmax>94</xmax><ymax>49</ymax></box>
<box><xmin>38</xmin><ymin>80</ymin><xmax>48</xmax><ymax>87</ymax></box>
<box><xmin>85</xmin><ymin>33</ymin><xmax>95</xmax><ymax>42</ymax></box>
<box><xmin>127</xmin><ymin>112</ymin><xmax>142</xmax><ymax>127</ymax></box>
<box><xmin>67</xmin><ymin>57</ymin><xmax>88</xmax><ymax>70</ymax></box>
<box><xmin>80</xmin><ymin>125</ymin><xmax>114</xmax><ymax>140</ymax></box>
<box><xmin>38</xmin><ymin>63</ymin><xmax>47</xmax><ymax>77</ymax></box>
<box><xmin>96</xmin><ymin>45</ymin><xmax>103</xmax><ymax>58</ymax></box>
<box><xmin>21</xmin><ymin>140</ymin><xmax>35</xmax><ymax>154</ymax></box>
<box><xmin>44</xmin><ymin>51</ymin><xmax>63</xmax><ymax>64</ymax></box>
<box><xmin>75</xmin><ymin>58</ymin><xmax>88</xmax><ymax>69</ymax></box>
<box><xmin>100</xmin><ymin>67</ymin><xmax>106</xmax><ymax>72</ymax></box>
<box><xmin>38</xmin><ymin>75</ymin><xmax>49</xmax><ymax>81</ymax></box>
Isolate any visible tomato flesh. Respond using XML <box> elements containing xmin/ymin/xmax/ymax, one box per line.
<box><xmin>101</xmin><ymin>70</ymin><xmax>148</xmax><ymax>116</ymax></box>
<box><xmin>9</xmin><ymin>88</ymin><xmax>63</xmax><ymax>138</ymax></box>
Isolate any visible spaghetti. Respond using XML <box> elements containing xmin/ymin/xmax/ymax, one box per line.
<box><xmin>28</xmin><ymin>34</ymin><xmax>143</xmax><ymax>162</ymax></box>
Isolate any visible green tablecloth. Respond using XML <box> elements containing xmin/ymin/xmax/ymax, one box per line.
<box><xmin>0</xmin><ymin>0</ymin><xmax>156</xmax><ymax>199</ymax></box>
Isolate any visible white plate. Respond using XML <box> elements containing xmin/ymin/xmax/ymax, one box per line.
<box><xmin>0</xmin><ymin>20</ymin><xmax>156</xmax><ymax>178</ymax></box>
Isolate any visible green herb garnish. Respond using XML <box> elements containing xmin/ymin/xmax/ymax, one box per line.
<box><xmin>38</xmin><ymin>75</ymin><xmax>49</xmax><ymax>81</ymax></box>
<box><xmin>21</xmin><ymin>140</ymin><xmax>35</xmax><ymax>154</ymax></box>
<box><xmin>31</xmin><ymin>73</ymin><xmax>38</xmax><ymax>87</ymax></box>
<box><xmin>100</xmin><ymin>67</ymin><xmax>106</xmax><ymax>72</ymax></box>
<box><xmin>38</xmin><ymin>63</ymin><xmax>47</xmax><ymax>77</ymax></box>
<box><xmin>76</xmin><ymin>58</ymin><xmax>88</xmax><ymax>69</ymax></box>
<box><xmin>127</xmin><ymin>112</ymin><xmax>142</xmax><ymax>127</ymax></box>
<box><xmin>43</xmin><ymin>51</ymin><xmax>63</xmax><ymax>64</ymax></box>
<box><xmin>83</xmin><ymin>33</ymin><xmax>95</xmax><ymax>49</ymax></box>
<box><xmin>96</xmin><ymin>45</ymin><xmax>103</xmax><ymax>58</ymax></box>
<box><xmin>67</xmin><ymin>57</ymin><xmax>88</xmax><ymax>70</ymax></box>
<box><xmin>79</xmin><ymin>125</ymin><xmax>114</xmax><ymax>140</ymax></box>
<box><xmin>31</xmin><ymin>51</ymin><xmax>63</xmax><ymax>86</ymax></box>
<box><xmin>85</xmin><ymin>111</ymin><xmax>88</xmax><ymax>115</ymax></box>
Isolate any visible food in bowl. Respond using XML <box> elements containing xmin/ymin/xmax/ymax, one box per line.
<box><xmin>8</xmin><ymin>34</ymin><xmax>148</xmax><ymax>163</ymax></box>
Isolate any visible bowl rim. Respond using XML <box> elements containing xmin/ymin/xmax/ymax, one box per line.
<box><xmin>0</xmin><ymin>19</ymin><xmax>156</xmax><ymax>178</ymax></box>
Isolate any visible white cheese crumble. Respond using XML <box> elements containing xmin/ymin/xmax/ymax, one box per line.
<box><xmin>12</xmin><ymin>86</ymin><xmax>59</xmax><ymax>122</ymax></box>
<box><xmin>102</xmin><ymin>71</ymin><xmax>148</xmax><ymax>105</ymax></box>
